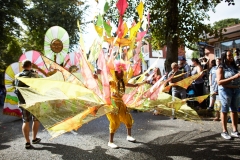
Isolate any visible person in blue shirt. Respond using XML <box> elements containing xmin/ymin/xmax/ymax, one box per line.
<box><xmin>216</xmin><ymin>50</ymin><xmax>240</xmax><ymax>139</ymax></box>
<box><xmin>207</xmin><ymin>58</ymin><xmax>221</xmax><ymax>111</ymax></box>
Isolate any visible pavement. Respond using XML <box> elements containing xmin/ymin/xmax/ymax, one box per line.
<box><xmin>0</xmin><ymin>107</ymin><xmax>240</xmax><ymax>160</ymax></box>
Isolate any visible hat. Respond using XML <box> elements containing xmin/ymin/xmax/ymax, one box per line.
<box><xmin>179</xmin><ymin>56</ymin><xmax>186</xmax><ymax>61</ymax></box>
<box><xmin>114</xmin><ymin>60</ymin><xmax>127</xmax><ymax>73</ymax></box>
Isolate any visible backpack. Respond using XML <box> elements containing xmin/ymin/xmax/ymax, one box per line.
<box><xmin>14</xmin><ymin>70</ymin><xmax>35</xmax><ymax>103</ymax></box>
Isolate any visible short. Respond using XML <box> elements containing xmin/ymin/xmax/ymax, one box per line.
<box><xmin>106</xmin><ymin>96</ymin><xmax>133</xmax><ymax>133</ymax></box>
<box><xmin>20</xmin><ymin>107</ymin><xmax>38</xmax><ymax>123</ymax></box>
<box><xmin>209</xmin><ymin>85</ymin><xmax>216</xmax><ymax>100</ymax></box>
<box><xmin>172</xmin><ymin>87</ymin><xmax>186</xmax><ymax>100</ymax></box>
<box><xmin>218</xmin><ymin>87</ymin><xmax>240</xmax><ymax>113</ymax></box>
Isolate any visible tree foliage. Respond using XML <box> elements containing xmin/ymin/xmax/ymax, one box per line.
<box><xmin>0</xmin><ymin>0</ymin><xmax>88</xmax><ymax>76</ymax></box>
<box><xmin>104</xmin><ymin>0</ymin><xmax>235</xmax><ymax>71</ymax></box>
<box><xmin>22</xmin><ymin>0</ymin><xmax>88</xmax><ymax>52</ymax></box>
<box><xmin>0</xmin><ymin>0</ymin><xmax>26</xmax><ymax>73</ymax></box>
<box><xmin>213</xmin><ymin>18</ymin><xmax>240</xmax><ymax>30</ymax></box>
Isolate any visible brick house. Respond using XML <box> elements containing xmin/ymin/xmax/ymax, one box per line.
<box><xmin>205</xmin><ymin>23</ymin><xmax>240</xmax><ymax>67</ymax></box>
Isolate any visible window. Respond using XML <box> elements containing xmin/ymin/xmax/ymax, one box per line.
<box><xmin>214</xmin><ymin>48</ymin><xmax>221</xmax><ymax>58</ymax></box>
<box><xmin>221</xmin><ymin>41</ymin><xmax>233</xmax><ymax>51</ymax></box>
<box><xmin>214</xmin><ymin>42</ymin><xmax>220</xmax><ymax>48</ymax></box>
<box><xmin>152</xmin><ymin>50</ymin><xmax>163</xmax><ymax>58</ymax></box>
<box><xmin>234</xmin><ymin>39</ymin><xmax>240</xmax><ymax>49</ymax></box>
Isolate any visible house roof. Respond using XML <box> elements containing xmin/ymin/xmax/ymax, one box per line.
<box><xmin>208</xmin><ymin>23</ymin><xmax>240</xmax><ymax>43</ymax></box>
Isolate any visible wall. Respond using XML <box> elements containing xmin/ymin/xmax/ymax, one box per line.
<box><xmin>141</xmin><ymin>42</ymin><xmax>186</xmax><ymax>74</ymax></box>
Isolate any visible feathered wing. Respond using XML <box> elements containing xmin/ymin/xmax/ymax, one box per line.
<box><xmin>41</xmin><ymin>55</ymin><xmax>84</xmax><ymax>86</ymax></box>
<box><xmin>17</xmin><ymin>73</ymin><xmax>114</xmax><ymax>138</ymax></box>
<box><xmin>124</xmin><ymin>72</ymin><xmax>203</xmax><ymax>121</ymax></box>
<box><xmin>78</xmin><ymin>51</ymin><xmax>103</xmax><ymax>98</ymax></box>
<box><xmin>97</xmin><ymin>50</ymin><xmax>111</xmax><ymax>104</ymax></box>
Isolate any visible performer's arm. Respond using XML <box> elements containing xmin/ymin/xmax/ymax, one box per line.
<box><xmin>32</xmin><ymin>63</ymin><xmax>48</xmax><ymax>77</ymax></box>
<box><xmin>126</xmin><ymin>81</ymin><xmax>146</xmax><ymax>87</ymax></box>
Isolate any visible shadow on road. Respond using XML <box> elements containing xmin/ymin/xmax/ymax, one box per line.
<box><xmin>78</xmin><ymin>112</ymin><xmax>173</xmax><ymax>136</ymax></box>
<box><xmin>120</xmin><ymin>130</ymin><xmax>240</xmax><ymax>159</ymax></box>
<box><xmin>32</xmin><ymin>143</ymin><xmax>119</xmax><ymax>160</ymax></box>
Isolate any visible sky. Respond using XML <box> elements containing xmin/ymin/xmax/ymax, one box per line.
<box><xmin>205</xmin><ymin>1</ymin><xmax>240</xmax><ymax>24</ymax></box>
<box><xmin>184</xmin><ymin>1</ymin><xmax>240</xmax><ymax>56</ymax></box>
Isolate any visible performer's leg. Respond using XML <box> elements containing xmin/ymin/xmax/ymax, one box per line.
<box><xmin>22</xmin><ymin>122</ymin><xmax>30</xmax><ymax>143</ymax></box>
<box><xmin>109</xmin><ymin>133</ymin><xmax>114</xmax><ymax>143</ymax></box>
<box><xmin>32</xmin><ymin>120</ymin><xmax>40</xmax><ymax>140</ymax></box>
<box><xmin>21</xmin><ymin>108</ymin><xmax>31</xmax><ymax>143</ymax></box>
<box><xmin>127</xmin><ymin>128</ymin><xmax>132</xmax><ymax>136</ymax></box>
<box><xmin>106</xmin><ymin>113</ymin><xmax>120</xmax><ymax>148</ymax></box>
<box><xmin>119</xmin><ymin>104</ymin><xmax>135</xmax><ymax>142</ymax></box>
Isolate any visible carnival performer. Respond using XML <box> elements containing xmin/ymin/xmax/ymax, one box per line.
<box><xmin>107</xmin><ymin>60</ymin><xmax>144</xmax><ymax>149</ymax></box>
<box><xmin>216</xmin><ymin>50</ymin><xmax>240</xmax><ymax>139</ymax></box>
<box><xmin>14</xmin><ymin>60</ymin><xmax>41</xmax><ymax>149</ymax></box>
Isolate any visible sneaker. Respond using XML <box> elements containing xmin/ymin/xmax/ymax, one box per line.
<box><xmin>171</xmin><ymin>117</ymin><xmax>177</xmax><ymax>120</ymax></box>
<box><xmin>127</xmin><ymin>136</ymin><xmax>136</xmax><ymax>142</ymax></box>
<box><xmin>25</xmin><ymin>142</ymin><xmax>31</xmax><ymax>149</ymax></box>
<box><xmin>213</xmin><ymin>117</ymin><xmax>221</xmax><ymax>121</ymax></box>
<box><xmin>32</xmin><ymin>138</ymin><xmax>41</xmax><ymax>144</ymax></box>
<box><xmin>221</xmin><ymin>132</ymin><xmax>232</xmax><ymax>140</ymax></box>
<box><xmin>108</xmin><ymin>142</ymin><xmax>118</xmax><ymax>149</ymax></box>
<box><xmin>230</xmin><ymin>131</ymin><xmax>240</xmax><ymax>138</ymax></box>
<box><xmin>207</xmin><ymin>107</ymin><xmax>214</xmax><ymax>111</ymax></box>
<box><xmin>153</xmin><ymin>110</ymin><xmax>160</xmax><ymax>115</ymax></box>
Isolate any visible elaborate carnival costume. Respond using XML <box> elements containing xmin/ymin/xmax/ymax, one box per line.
<box><xmin>3</xmin><ymin>1</ymin><xmax>209</xmax><ymax>149</ymax></box>
<box><xmin>107</xmin><ymin>61</ymin><xmax>137</xmax><ymax>148</ymax></box>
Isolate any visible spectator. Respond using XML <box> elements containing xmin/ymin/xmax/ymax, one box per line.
<box><xmin>168</xmin><ymin>62</ymin><xmax>186</xmax><ymax>119</ymax></box>
<box><xmin>201</xmin><ymin>57</ymin><xmax>209</xmax><ymax>70</ymax></box>
<box><xmin>151</xmin><ymin>67</ymin><xmax>161</xmax><ymax>85</ymax></box>
<box><xmin>234</xmin><ymin>48</ymin><xmax>240</xmax><ymax>68</ymax></box>
<box><xmin>200</xmin><ymin>57</ymin><xmax>209</xmax><ymax>81</ymax></box>
<box><xmin>207</xmin><ymin>59</ymin><xmax>217</xmax><ymax>110</ymax></box>
<box><xmin>216</xmin><ymin>50</ymin><xmax>240</xmax><ymax>139</ymax></box>
<box><xmin>208</xmin><ymin>58</ymin><xmax>221</xmax><ymax>120</ymax></box>
<box><xmin>0</xmin><ymin>85</ymin><xmax>6</xmax><ymax>107</ymax></box>
<box><xmin>191</xmin><ymin>58</ymin><xmax>205</xmax><ymax>109</ymax></box>
<box><xmin>179</xmin><ymin>56</ymin><xmax>191</xmax><ymax>78</ymax></box>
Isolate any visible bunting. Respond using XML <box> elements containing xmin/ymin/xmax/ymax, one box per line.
<box><xmin>136</xmin><ymin>1</ymin><xmax>144</xmax><ymax>20</ymax></box>
<box><xmin>116</xmin><ymin>0</ymin><xmax>128</xmax><ymax>16</ymax></box>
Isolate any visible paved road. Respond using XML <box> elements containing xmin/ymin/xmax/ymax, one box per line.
<box><xmin>0</xmin><ymin>108</ymin><xmax>240</xmax><ymax>160</ymax></box>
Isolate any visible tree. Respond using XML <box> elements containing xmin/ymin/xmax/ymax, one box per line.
<box><xmin>104</xmin><ymin>0</ymin><xmax>235</xmax><ymax>72</ymax></box>
<box><xmin>21</xmin><ymin>0</ymin><xmax>88</xmax><ymax>53</ymax></box>
<box><xmin>213</xmin><ymin>18</ymin><xmax>240</xmax><ymax>30</ymax></box>
<box><xmin>190</xmin><ymin>44</ymin><xmax>200</xmax><ymax>59</ymax></box>
<box><xmin>0</xmin><ymin>0</ymin><xmax>26</xmax><ymax>74</ymax></box>
<box><xmin>0</xmin><ymin>0</ymin><xmax>88</xmax><ymax>77</ymax></box>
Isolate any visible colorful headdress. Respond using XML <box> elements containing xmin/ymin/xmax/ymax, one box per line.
<box><xmin>114</xmin><ymin>60</ymin><xmax>127</xmax><ymax>73</ymax></box>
